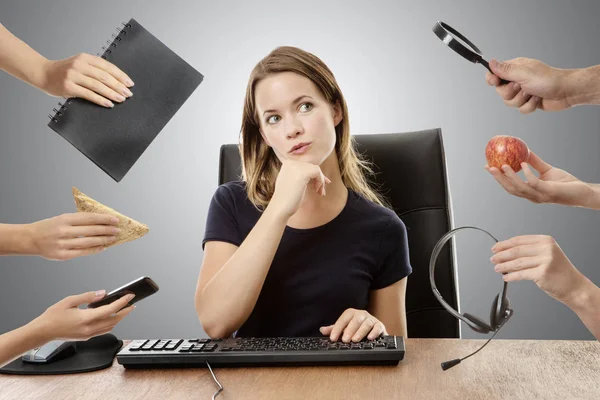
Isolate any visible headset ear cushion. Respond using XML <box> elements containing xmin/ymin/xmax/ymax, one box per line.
<box><xmin>464</xmin><ymin>312</ymin><xmax>492</xmax><ymax>333</ymax></box>
<box><xmin>490</xmin><ymin>294</ymin><xmax>500</xmax><ymax>329</ymax></box>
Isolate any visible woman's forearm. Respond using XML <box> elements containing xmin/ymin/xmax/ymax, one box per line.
<box><xmin>0</xmin><ymin>320</ymin><xmax>49</xmax><ymax>368</ymax></box>
<box><xmin>196</xmin><ymin>205</ymin><xmax>288</xmax><ymax>338</ymax></box>
<box><xmin>0</xmin><ymin>223</ymin><xmax>35</xmax><ymax>256</ymax></box>
<box><xmin>0</xmin><ymin>23</ymin><xmax>49</xmax><ymax>90</ymax></box>
<box><xmin>563</xmin><ymin>276</ymin><xmax>600</xmax><ymax>341</ymax></box>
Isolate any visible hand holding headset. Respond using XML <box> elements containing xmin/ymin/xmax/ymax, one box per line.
<box><xmin>430</xmin><ymin>226</ymin><xmax>514</xmax><ymax>370</ymax></box>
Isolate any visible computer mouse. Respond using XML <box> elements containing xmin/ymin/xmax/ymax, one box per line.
<box><xmin>21</xmin><ymin>340</ymin><xmax>77</xmax><ymax>364</ymax></box>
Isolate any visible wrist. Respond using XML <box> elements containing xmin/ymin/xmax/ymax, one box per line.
<box><xmin>20</xmin><ymin>223</ymin><xmax>39</xmax><ymax>256</ymax></box>
<box><xmin>23</xmin><ymin>317</ymin><xmax>53</xmax><ymax>347</ymax></box>
<box><xmin>584</xmin><ymin>183</ymin><xmax>600</xmax><ymax>210</ymax></box>
<box><xmin>264</xmin><ymin>199</ymin><xmax>292</xmax><ymax>225</ymax></box>
<box><xmin>30</xmin><ymin>57</ymin><xmax>52</xmax><ymax>92</ymax></box>
<box><xmin>565</xmin><ymin>66</ymin><xmax>600</xmax><ymax>107</ymax></box>
<box><xmin>0</xmin><ymin>223</ymin><xmax>37</xmax><ymax>255</ymax></box>
<box><xmin>561</xmin><ymin>273</ymin><xmax>596</xmax><ymax>313</ymax></box>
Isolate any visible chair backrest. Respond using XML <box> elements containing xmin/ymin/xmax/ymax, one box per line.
<box><xmin>218</xmin><ymin>128</ymin><xmax>460</xmax><ymax>338</ymax></box>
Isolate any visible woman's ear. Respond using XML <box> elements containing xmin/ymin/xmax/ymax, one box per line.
<box><xmin>333</xmin><ymin>102</ymin><xmax>343</xmax><ymax>127</ymax></box>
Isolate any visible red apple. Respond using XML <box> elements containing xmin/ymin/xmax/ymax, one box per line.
<box><xmin>485</xmin><ymin>135</ymin><xmax>530</xmax><ymax>172</ymax></box>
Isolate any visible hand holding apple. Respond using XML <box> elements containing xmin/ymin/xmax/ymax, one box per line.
<box><xmin>484</xmin><ymin>148</ymin><xmax>599</xmax><ymax>209</ymax></box>
<box><xmin>485</xmin><ymin>135</ymin><xmax>530</xmax><ymax>172</ymax></box>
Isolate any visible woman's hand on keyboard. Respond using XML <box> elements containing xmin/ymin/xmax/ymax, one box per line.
<box><xmin>319</xmin><ymin>308</ymin><xmax>387</xmax><ymax>343</ymax></box>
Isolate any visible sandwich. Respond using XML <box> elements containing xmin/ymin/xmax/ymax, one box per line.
<box><xmin>72</xmin><ymin>187</ymin><xmax>149</xmax><ymax>247</ymax></box>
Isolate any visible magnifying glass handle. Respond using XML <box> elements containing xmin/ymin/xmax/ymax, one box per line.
<box><xmin>479</xmin><ymin>59</ymin><xmax>510</xmax><ymax>85</ymax></box>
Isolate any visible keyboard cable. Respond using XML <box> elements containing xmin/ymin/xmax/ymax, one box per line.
<box><xmin>205</xmin><ymin>361</ymin><xmax>223</xmax><ymax>400</ymax></box>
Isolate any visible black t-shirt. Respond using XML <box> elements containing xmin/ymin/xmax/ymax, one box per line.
<box><xmin>202</xmin><ymin>181</ymin><xmax>412</xmax><ymax>337</ymax></box>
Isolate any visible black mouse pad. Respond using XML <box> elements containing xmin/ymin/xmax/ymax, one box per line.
<box><xmin>0</xmin><ymin>334</ymin><xmax>122</xmax><ymax>375</ymax></box>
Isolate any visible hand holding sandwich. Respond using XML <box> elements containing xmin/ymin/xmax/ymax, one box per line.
<box><xmin>0</xmin><ymin>187</ymin><xmax>149</xmax><ymax>260</ymax></box>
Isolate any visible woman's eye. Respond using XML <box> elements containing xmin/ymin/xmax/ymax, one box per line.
<box><xmin>299</xmin><ymin>102</ymin><xmax>313</xmax><ymax>112</ymax></box>
<box><xmin>267</xmin><ymin>115</ymin><xmax>281</xmax><ymax>124</ymax></box>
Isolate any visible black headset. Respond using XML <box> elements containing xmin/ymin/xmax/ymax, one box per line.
<box><xmin>429</xmin><ymin>226</ymin><xmax>514</xmax><ymax>370</ymax></box>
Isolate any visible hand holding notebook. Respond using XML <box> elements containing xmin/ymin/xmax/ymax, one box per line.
<box><xmin>48</xmin><ymin>18</ymin><xmax>204</xmax><ymax>182</ymax></box>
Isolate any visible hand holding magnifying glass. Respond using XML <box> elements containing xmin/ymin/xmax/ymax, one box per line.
<box><xmin>433</xmin><ymin>21</ymin><xmax>510</xmax><ymax>85</ymax></box>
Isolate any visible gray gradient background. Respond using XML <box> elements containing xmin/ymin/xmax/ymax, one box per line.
<box><xmin>0</xmin><ymin>0</ymin><xmax>598</xmax><ymax>341</ymax></box>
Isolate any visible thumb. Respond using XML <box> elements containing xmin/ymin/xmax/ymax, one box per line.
<box><xmin>526</xmin><ymin>151</ymin><xmax>553</xmax><ymax>174</ymax></box>
<box><xmin>320</xmin><ymin>325</ymin><xmax>333</xmax><ymax>335</ymax></box>
<box><xmin>62</xmin><ymin>290</ymin><xmax>106</xmax><ymax>308</ymax></box>
<box><xmin>489</xmin><ymin>59</ymin><xmax>532</xmax><ymax>83</ymax></box>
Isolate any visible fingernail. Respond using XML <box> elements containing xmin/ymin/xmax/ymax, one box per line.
<box><xmin>490</xmin><ymin>256</ymin><xmax>496</xmax><ymax>263</ymax></box>
<box><xmin>112</xmin><ymin>228</ymin><xmax>121</xmax><ymax>234</ymax></box>
<box><xmin>494</xmin><ymin>266</ymin><xmax>500</xmax><ymax>272</ymax></box>
<box><xmin>111</xmin><ymin>217</ymin><xmax>120</xmax><ymax>224</ymax></box>
<box><xmin>352</xmin><ymin>335</ymin><xmax>360</xmax><ymax>341</ymax></box>
<box><xmin>123</xmin><ymin>88</ymin><xmax>133</xmax><ymax>97</ymax></box>
<box><xmin>490</xmin><ymin>59</ymin><xmax>498</xmax><ymax>69</ymax></box>
<box><xmin>108</xmin><ymin>236</ymin><xmax>117</xmax><ymax>242</ymax></box>
<box><xmin>104</xmin><ymin>100</ymin><xmax>114</xmax><ymax>108</ymax></box>
<box><xmin>126</xmin><ymin>79</ymin><xmax>134</xmax><ymax>87</ymax></box>
<box><xmin>127</xmin><ymin>294</ymin><xmax>136</xmax><ymax>301</ymax></box>
<box><xmin>97</xmin><ymin>247</ymin><xmax>107</xmax><ymax>252</ymax></box>
<box><xmin>95</xmin><ymin>290</ymin><xmax>106</xmax><ymax>297</ymax></box>
<box><xmin>115</xmin><ymin>94</ymin><xmax>126</xmax><ymax>102</ymax></box>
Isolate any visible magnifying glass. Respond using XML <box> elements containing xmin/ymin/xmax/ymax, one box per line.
<box><xmin>433</xmin><ymin>21</ymin><xmax>509</xmax><ymax>85</ymax></box>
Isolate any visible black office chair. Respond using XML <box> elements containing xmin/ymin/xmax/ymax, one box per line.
<box><xmin>218</xmin><ymin>128</ymin><xmax>460</xmax><ymax>338</ymax></box>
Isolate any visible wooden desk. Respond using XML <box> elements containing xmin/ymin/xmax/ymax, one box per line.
<box><xmin>1</xmin><ymin>339</ymin><xmax>599</xmax><ymax>400</ymax></box>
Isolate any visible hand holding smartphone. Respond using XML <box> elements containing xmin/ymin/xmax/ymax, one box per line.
<box><xmin>88</xmin><ymin>276</ymin><xmax>159</xmax><ymax>310</ymax></box>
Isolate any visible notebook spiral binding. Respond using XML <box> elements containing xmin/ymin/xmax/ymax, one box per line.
<box><xmin>47</xmin><ymin>21</ymin><xmax>133</xmax><ymax>124</ymax></box>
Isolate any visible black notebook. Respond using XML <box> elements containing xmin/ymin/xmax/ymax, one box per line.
<box><xmin>47</xmin><ymin>18</ymin><xmax>204</xmax><ymax>182</ymax></box>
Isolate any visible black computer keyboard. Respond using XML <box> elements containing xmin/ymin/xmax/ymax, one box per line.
<box><xmin>117</xmin><ymin>335</ymin><xmax>405</xmax><ymax>368</ymax></box>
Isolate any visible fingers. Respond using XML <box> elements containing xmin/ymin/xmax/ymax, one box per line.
<box><xmin>66</xmin><ymin>224</ymin><xmax>121</xmax><ymax>238</ymax></box>
<box><xmin>60</xmin><ymin>290</ymin><xmax>106</xmax><ymax>308</ymax></box>
<box><xmin>495</xmin><ymin>81</ymin><xmax>521</xmax><ymax>102</ymax></box>
<box><xmin>71</xmin><ymin>84</ymin><xmax>115</xmax><ymax>108</ymax></box>
<box><xmin>91</xmin><ymin>293</ymin><xmax>135</xmax><ymax>320</ymax></box>
<box><xmin>319</xmin><ymin>325</ymin><xmax>333</xmax><ymax>336</ymax></box>
<box><xmin>485</xmin><ymin>71</ymin><xmax>500</xmax><ymax>87</ymax></box>
<box><xmin>328</xmin><ymin>309</ymin><xmax>355</xmax><ymax>342</ymax></box>
<box><xmin>64</xmin><ymin>213</ymin><xmax>120</xmax><ymax>226</ymax></box>
<box><xmin>490</xmin><ymin>243</ymin><xmax>544</xmax><ymax>264</ymax></box>
<box><xmin>489</xmin><ymin>58</ymin><xmax>531</xmax><ymax>83</ymax></box>
<box><xmin>519</xmin><ymin>95</ymin><xmax>541</xmax><ymax>114</ymax></box>
<box><xmin>341</xmin><ymin>312</ymin><xmax>371</xmax><ymax>342</ymax></box>
<box><xmin>75</xmin><ymin>71</ymin><xmax>128</xmax><ymax>105</ymax></box>
<box><xmin>526</xmin><ymin>151</ymin><xmax>553</xmax><ymax>174</ymax></box>
<box><xmin>504</xmin><ymin>85</ymin><xmax>532</xmax><ymax>108</ymax></box>
<box><xmin>492</xmin><ymin>235</ymin><xmax>548</xmax><ymax>253</ymax></box>
<box><xmin>87</xmin><ymin>305</ymin><xmax>135</xmax><ymax>338</ymax></box>
<box><xmin>485</xmin><ymin>165</ymin><xmax>518</xmax><ymax>193</ymax></box>
<box><xmin>494</xmin><ymin>256</ymin><xmax>540</xmax><ymax>274</ymax></box>
<box><xmin>55</xmin><ymin>246</ymin><xmax>107</xmax><ymax>260</ymax></box>
<box><xmin>502</xmin><ymin>269</ymin><xmax>537</xmax><ymax>283</ymax></box>
<box><xmin>83</xmin><ymin>64</ymin><xmax>133</xmax><ymax>99</ymax></box>
<box><xmin>351</xmin><ymin>317</ymin><xmax>384</xmax><ymax>342</ymax></box>
<box><xmin>63</xmin><ymin>236</ymin><xmax>117</xmax><ymax>249</ymax></box>
<box><xmin>499</xmin><ymin>165</ymin><xmax>545</xmax><ymax>202</ymax></box>
<box><xmin>87</xmin><ymin>55</ymin><xmax>134</xmax><ymax>87</ymax></box>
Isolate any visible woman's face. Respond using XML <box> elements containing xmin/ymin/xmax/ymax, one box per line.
<box><xmin>255</xmin><ymin>72</ymin><xmax>342</xmax><ymax>165</ymax></box>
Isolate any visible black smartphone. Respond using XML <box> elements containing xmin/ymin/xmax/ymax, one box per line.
<box><xmin>87</xmin><ymin>276</ymin><xmax>159</xmax><ymax>309</ymax></box>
